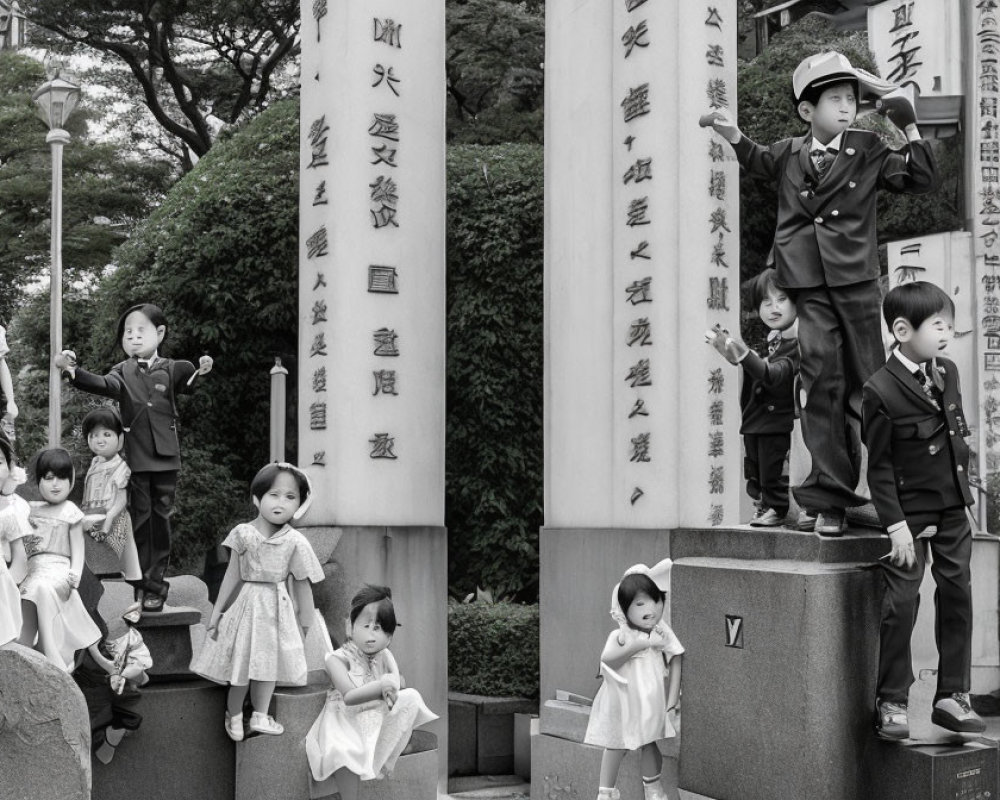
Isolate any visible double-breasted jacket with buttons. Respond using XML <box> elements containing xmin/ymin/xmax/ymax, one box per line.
<box><xmin>732</xmin><ymin>129</ymin><xmax>937</xmax><ymax>289</ymax></box>
<box><xmin>739</xmin><ymin>335</ymin><xmax>799</xmax><ymax>435</ymax></box>
<box><xmin>70</xmin><ymin>357</ymin><xmax>198</xmax><ymax>473</ymax></box>
<box><xmin>862</xmin><ymin>355</ymin><xmax>973</xmax><ymax>529</ymax></box>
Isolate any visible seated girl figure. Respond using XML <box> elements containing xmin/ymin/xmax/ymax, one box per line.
<box><xmin>306</xmin><ymin>585</ymin><xmax>438</xmax><ymax>800</ymax></box>
<box><xmin>80</xmin><ymin>407</ymin><xmax>142</xmax><ymax>620</ymax></box>
<box><xmin>585</xmin><ymin>560</ymin><xmax>684</xmax><ymax>800</ymax></box>
<box><xmin>17</xmin><ymin>448</ymin><xmax>102</xmax><ymax>671</ymax></box>
<box><xmin>0</xmin><ymin>436</ymin><xmax>28</xmax><ymax>648</ymax></box>
<box><xmin>191</xmin><ymin>462</ymin><xmax>324</xmax><ymax>741</ymax></box>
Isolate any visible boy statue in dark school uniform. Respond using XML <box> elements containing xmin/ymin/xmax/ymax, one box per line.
<box><xmin>863</xmin><ymin>281</ymin><xmax>983</xmax><ymax>741</ymax></box>
<box><xmin>701</xmin><ymin>52</ymin><xmax>938</xmax><ymax>535</ymax></box>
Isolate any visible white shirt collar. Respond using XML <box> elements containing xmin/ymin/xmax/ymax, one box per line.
<box><xmin>810</xmin><ymin>131</ymin><xmax>844</xmax><ymax>153</ymax></box>
<box><xmin>137</xmin><ymin>352</ymin><xmax>159</xmax><ymax>365</ymax></box>
<box><xmin>892</xmin><ymin>348</ymin><xmax>922</xmax><ymax>374</ymax></box>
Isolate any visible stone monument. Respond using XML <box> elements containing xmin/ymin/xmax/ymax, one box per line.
<box><xmin>298</xmin><ymin>0</ymin><xmax>447</xmax><ymax>791</ymax></box>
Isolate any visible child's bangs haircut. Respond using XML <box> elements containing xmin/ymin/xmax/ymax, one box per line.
<box><xmin>749</xmin><ymin>268</ymin><xmax>782</xmax><ymax>309</ymax></box>
<box><xmin>116</xmin><ymin>303</ymin><xmax>169</xmax><ymax>348</ymax></box>
<box><xmin>82</xmin><ymin>406</ymin><xmax>124</xmax><ymax>438</ymax></box>
<box><xmin>794</xmin><ymin>77</ymin><xmax>858</xmax><ymax>114</ymax></box>
<box><xmin>882</xmin><ymin>281</ymin><xmax>954</xmax><ymax>333</ymax></box>
<box><xmin>34</xmin><ymin>447</ymin><xmax>75</xmax><ymax>482</ymax></box>
<box><xmin>349</xmin><ymin>584</ymin><xmax>398</xmax><ymax>634</ymax></box>
<box><xmin>250</xmin><ymin>463</ymin><xmax>311</xmax><ymax>502</ymax></box>
<box><xmin>617</xmin><ymin>572</ymin><xmax>665</xmax><ymax>620</ymax></box>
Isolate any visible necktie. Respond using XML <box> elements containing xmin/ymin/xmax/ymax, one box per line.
<box><xmin>767</xmin><ymin>330</ymin><xmax>781</xmax><ymax>357</ymax></box>
<box><xmin>810</xmin><ymin>147</ymin><xmax>836</xmax><ymax>179</ymax></box>
<box><xmin>914</xmin><ymin>366</ymin><xmax>940</xmax><ymax>408</ymax></box>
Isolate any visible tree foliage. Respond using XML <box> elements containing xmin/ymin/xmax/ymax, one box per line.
<box><xmin>446</xmin><ymin>0</ymin><xmax>544</xmax><ymax>144</ymax></box>
<box><xmin>734</xmin><ymin>15</ymin><xmax>963</xmax><ymax>294</ymax></box>
<box><xmin>0</xmin><ymin>51</ymin><xmax>170</xmax><ymax>321</ymax></box>
<box><xmin>446</xmin><ymin>144</ymin><xmax>543</xmax><ymax>600</ymax></box>
<box><xmin>21</xmin><ymin>0</ymin><xmax>300</xmax><ymax>170</ymax></box>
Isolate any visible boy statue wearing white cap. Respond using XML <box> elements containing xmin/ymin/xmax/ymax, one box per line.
<box><xmin>701</xmin><ymin>52</ymin><xmax>938</xmax><ymax>535</ymax></box>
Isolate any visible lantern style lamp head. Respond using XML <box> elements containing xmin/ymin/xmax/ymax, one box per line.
<box><xmin>32</xmin><ymin>73</ymin><xmax>81</xmax><ymax>133</ymax></box>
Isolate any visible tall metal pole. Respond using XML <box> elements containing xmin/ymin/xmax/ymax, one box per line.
<box><xmin>47</xmin><ymin>128</ymin><xmax>69</xmax><ymax>448</ymax></box>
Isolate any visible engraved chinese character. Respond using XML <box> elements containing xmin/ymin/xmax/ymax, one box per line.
<box><xmin>627</xmin><ymin>197</ymin><xmax>651</xmax><ymax>226</ymax></box>
<box><xmin>630</xmin><ymin>432</ymin><xmax>651</xmax><ymax>462</ymax></box>
<box><xmin>313</xmin><ymin>181</ymin><xmax>328</xmax><ymax>206</ymax></box>
<box><xmin>621</xmin><ymin>84</ymin><xmax>651</xmax><ymax>122</ymax></box>
<box><xmin>371</xmin><ymin>205</ymin><xmax>399</xmax><ymax>229</ymax></box>
<box><xmin>625</xmin><ymin>276</ymin><xmax>652</xmax><ymax>305</ymax></box>
<box><xmin>709</xmin><ymin>207</ymin><xmax>731</xmax><ymax>233</ymax></box>
<box><xmin>887</xmin><ymin>31</ymin><xmax>924</xmax><ymax>84</ymax></box>
<box><xmin>313</xmin><ymin>0</ymin><xmax>327</xmax><ymax>41</ymax></box>
<box><xmin>631</xmin><ymin>487</ymin><xmax>644</xmax><ymax>505</ymax></box>
<box><xmin>626</xmin><ymin>317</ymin><xmax>652</xmax><ymax>347</ymax></box>
<box><xmin>708</xmin><ymin>431</ymin><xmax>724</xmax><ymax>457</ymax></box>
<box><xmin>310</xmin><ymin>332</ymin><xmax>328</xmax><ymax>358</ymax></box>
<box><xmin>707</xmin><ymin>277</ymin><xmax>730</xmax><ymax>310</ymax></box>
<box><xmin>708</xmin><ymin>170</ymin><xmax>726</xmax><ymax>200</ymax></box>
<box><xmin>373</xmin><ymin>370</ymin><xmax>399</xmax><ymax>396</ymax></box>
<box><xmin>373</xmin><ymin>328</ymin><xmax>399</xmax><ymax>357</ymax></box>
<box><xmin>711</xmin><ymin>233</ymin><xmax>729</xmax><ymax>268</ymax></box>
<box><xmin>708</xmin><ymin>465</ymin><xmax>724</xmax><ymax>494</ymax></box>
<box><xmin>311</xmin><ymin>299</ymin><xmax>328</xmax><ymax>325</ymax></box>
<box><xmin>369</xmin><ymin>265</ymin><xmax>399</xmax><ymax>293</ymax></box>
<box><xmin>370</xmin><ymin>175</ymin><xmax>399</xmax><ymax>207</ymax></box>
<box><xmin>628</xmin><ymin>398</ymin><xmax>649</xmax><ymax>418</ymax></box>
<box><xmin>983</xmin><ymin>141</ymin><xmax>1000</xmax><ymax>163</ymax></box>
<box><xmin>631</xmin><ymin>240</ymin><xmax>651</xmax><ymax>260</ymax></box>
<box><xmin>625</xmin><ymin>359</ymin><xmax>652</xmax><ymax>387</ymax></box>
<box><xmin>307</xmin><ymin>116</ymin><xmax>330</xmax><ymax>169</ymax></box>
<box><xmin>373</xmin><ymin>64</ymin><xmax>401</xmax><ymax>96</ymax></box>
<box><xmin>623</xmin><ymin>158</ymin><xmax>653</xmax><ymax>184</ymax></box>
<box><xmin>889</xmin><ymin>2</ymin><xmax>913</xmax><ymax>32</ymax></box>
<box><xmin>708</xmin><ymin>400</ymin><xmax>724</xmax><ymax>425</ymax></box>
<box><xmin>706</xmin><ymin>44</ymin><xmax>724</xmax><ymax>67</ymax></box>
<box><xmin>708</xmin><ymin>504</ymin><xmax>724</xmax><ymax>526</ymax></box>
<box><xmin>709</xmin><ymin>140</ymin><xmax>725</xmax><ymax>163</ymax></box>
<box><xmin>369</xmin><ymin>113</ymin><xmax>400</xmax><ymax>142</ymax></box>
<box><xmin>310</xmin><ymin>401</ymin><xmax>327</xmax><ymax>430</ymax></box>
<box><xmin>371</xmin><ymin>144</ymin><xmax>398</xmax><ymax>167</ymax></box>
<box><xmin>313</xmin><ymin>272</ymin><xmax>327</xmax><ymax>290</ymax></box>
<box><xmin>307</xmin><ymin>226</ymin><xmax>329</xmax><ymax>259</ymax></box>
<box><xmin>705</xmin><ymin>7</ymin><xmax>723</xmax><ymax>29</ymax></box>
<box><xmin>706</xmin><ymin>78</ymin><xmax>728</xmax><ymax>109</ymax></box>
<box><xmin>369</xmin><ymin>433</ymin><xmax>398</xmax><ymax>459</ymax></box>
<box><xmin>625</xmin><ymin>0</ymin><xmax>648</xmax><ymax>11</ymax></box>
<box><xmin>708</xmin><ymin>369</ymin><xmax>725</xmax><ymax>394</ymax></box>
<box><xmin>312</xmin><ymin>366</ymin><xmax>327</xmax><ymax>393</ymax></box>
<box><xmin>313</xmin><ymin>450</ymin><xmax>326</xmax><ymax>466</ymax></box>
<box><xmin>374</xmin><ymin>18</ymin><xmax>402</xmax><ymax>48</ymax></box>
<box><xmin>622</xmin><ymin>21</ymin><xmax>649</xmax><ymax>58</ymax></box>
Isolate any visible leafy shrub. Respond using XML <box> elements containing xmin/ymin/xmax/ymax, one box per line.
<box><xmin>448</xmin><ymin>601</ymin><xmax>539</xmax><ymax>698</ymax></box>
<box><xmin>446</xmin><ymin>144</ymin><xmax>543</xmax><ymax>601</ymax></box>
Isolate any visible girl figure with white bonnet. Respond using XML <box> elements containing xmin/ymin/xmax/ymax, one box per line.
<box><xmin>0</xmin><ymin>434</ymin><xmax>29</xmax><ymax>648</ymax></box>
<box><xmin>584</xmin><ymin>559</ymin><xmax>684</xmax><ymax>800</ymax></box>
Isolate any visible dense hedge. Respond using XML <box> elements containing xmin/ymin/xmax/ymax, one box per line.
<box><xmin>448</xmin><ymin>602</ymin><xmax>539</xmax><ymax>698</ymax></box>
<box><xmin>446</xmin><ymin>144</ymin><xmax>544</xmax><ymax>600</ymax></box>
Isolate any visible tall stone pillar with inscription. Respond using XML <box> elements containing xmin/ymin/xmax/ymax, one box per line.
<box><xmin>536</xmin><ymin>3</ymin><xmax>929</xmax><ymax>800</ymax></box>
<box><xmin>299</xmin><ymin>1</ymin><xmax>446</xmax><ymax>792</ymax></box>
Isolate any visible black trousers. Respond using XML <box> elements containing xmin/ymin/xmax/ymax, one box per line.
<box><xmin>791</xmin><ymin>282</ymin><xmax>884</xmax><ymax>512</ymax></box>
<box><xmin>743</xmin><ymin>432</ymin><xmax>790</xmax><ymax>514</ymax></box>
<box><xmin>129</xmin><ymin>470</ymin><xmax>177</xmax><ymax>597</ymax></box>
<box><xmin>876</xmin><ymin>506</ymin><xmax>973</xmax><ymax>703</ymax></box>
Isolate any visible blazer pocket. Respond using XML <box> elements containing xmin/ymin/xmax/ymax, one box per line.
<box><xmin>914</xmin><ymin>418</ymin><xmax>945</xmax><ymax>440</ymax></box>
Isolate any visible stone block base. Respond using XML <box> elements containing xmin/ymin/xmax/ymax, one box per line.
<box><xmin>310</xmin><ymin>731</ymin><xmax>439</xmax><ymax>800</ymax></box>
<box><xmin>446</xmin><ymin>693</ymin><xmax>537</xmax><ymax>775</ymax></box>
<box><xmin>531</xmin><ymin>732</ymin><xmax>678</xmax><ymax>800</ymax></box>
<box><xmin>862</xmin><ymin>739</ymin><xmax>999</xmax><ymax>800</ymax></box>
<box><xmin>135</xmin><ymin>605</ymin><xmax>201</xmax><ymax>681</ymax></box>
<box><xmin>91</xmin><ymin>680</ymin><xmax>234</xmax><ymax>800</ymax></box>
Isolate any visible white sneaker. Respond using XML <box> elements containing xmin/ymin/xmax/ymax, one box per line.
<box><xmin>248</xmin><ymin>712</ymin><xmax>284</xmax><ymax>735</ymax></box>
<box><xmin>225</xmin><ymin>712</ymin><xmax>244</xmax><ymax>742</ymax></box>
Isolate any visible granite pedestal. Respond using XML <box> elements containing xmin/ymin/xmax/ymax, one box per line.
<box><xmin>135</xmin><ymin>605</ymin><xmax>202</xmax><ymax>681</ymax></box>
<box><xmin>670</xmin><ymin>527</ymin><xmax>887</xmax><ymax>800</ymax></box>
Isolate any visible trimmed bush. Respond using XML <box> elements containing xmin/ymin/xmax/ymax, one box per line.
<box><xmin>448</xmin><ymin>602</ymin><xmax>539</xmax><ymax>699</ymax></box>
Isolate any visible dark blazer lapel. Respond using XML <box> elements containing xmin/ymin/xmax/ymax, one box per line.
<box><xmin>790</xmin><ymin>136</ymin><xmax>820</xmax><ymax>214</ymax></box>
<box><xmin>885</xmin><ymin>354</ymin><xmax>937</xmax><ymax>409</ymax></box>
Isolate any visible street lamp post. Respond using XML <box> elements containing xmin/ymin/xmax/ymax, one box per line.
<box><xmin>32</xmin><ymin>72</ymin><xmax>80</xmax><ymax>448</ymax></box>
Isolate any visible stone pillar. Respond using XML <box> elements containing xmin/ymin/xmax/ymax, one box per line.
<box><xmin>539</xmin><ymin>2</ymin><xmax>739</xmax><ymax>796</ymax></box>
<box><xmin>299</xmin><ymin>0</ymin><xmax>447</xmax><ymax>787</ymax></box>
